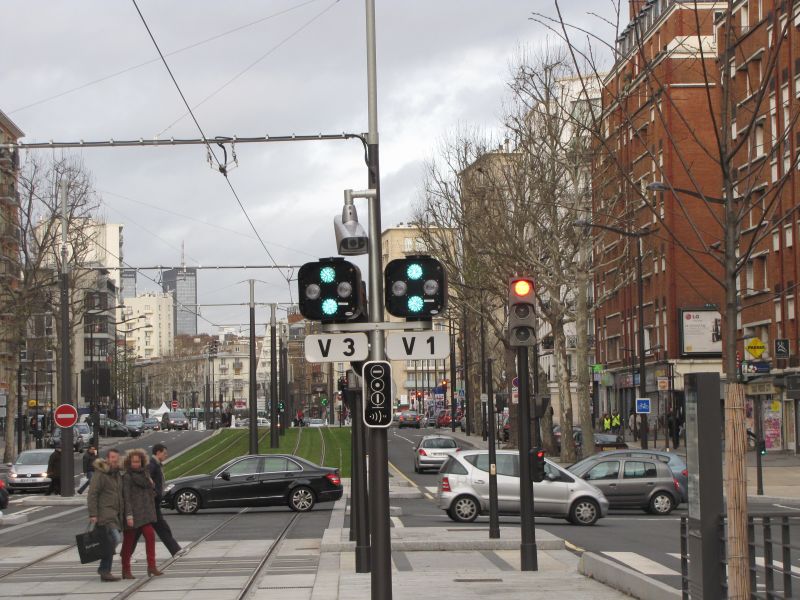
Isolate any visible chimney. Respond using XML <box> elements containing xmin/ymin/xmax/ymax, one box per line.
<box><xmin>629</xmin><ymin>0</ymin><xmax>645</xmax><ymax>21</ymax></box>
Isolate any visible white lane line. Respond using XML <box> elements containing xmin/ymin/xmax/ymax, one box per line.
<box><xmin>425</xmin><ymin>493</ymin><xmax>434</xmax><ymax>500</ymax></box>
<box><xmin>0</xmin><ymin>505</ymin><xmax>85</xmax><ymax>536</ymax></box>
<box><xmin>425</xmin><ymin>486</ymin><xmax>438</xmax><ymax>494</ymax></box>
<box><xmin>754</xmin><ymin>556</ymin><xmax>800</xmax><ymax>577</ymax></box>
<box><xmin>774</xmin><ymin>504</ymin><xmax>800</xmax><ymax>512</ymax></box>
<box><xmin>667</xmin><ymin>553</ymin><xmax>682</xmax><ymax>559</ymax></box>
<box><xmin>392</xmin><ymin>430</ymin><xmax>417</xmax><ymax>446</ymax></box>
<box><xmin>602</xmin><ymin>552</ymin><xmax>681</xmax><ymax>576</ymax></box>
<box><xmin>390</xmin><ymin>516</ymin><xmax>404</xmax><ymax>528</ymax></box>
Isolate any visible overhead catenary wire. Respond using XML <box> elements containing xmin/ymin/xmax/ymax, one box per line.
<box><xmin>129</xmin><ymin>0</ymin><xmax>294</xmax><ymax>301</ymax></box>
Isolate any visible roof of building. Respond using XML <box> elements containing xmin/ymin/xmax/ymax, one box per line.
<box><xmin>0</xmin><ymin>108</ymin><xmax>24</xmax><ymax>139</ymax></box>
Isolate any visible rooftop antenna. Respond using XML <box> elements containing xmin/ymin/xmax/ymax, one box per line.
<box><xmin>181</xmin><ymin>241</ymin><xmax>185</xmax><ymax>270</ymax></box>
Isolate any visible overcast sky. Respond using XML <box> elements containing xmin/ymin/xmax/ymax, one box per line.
<box><xmin>2</xmin><ymin>0</ymin><xmax>617</xmax><ymax>334</ymax></box>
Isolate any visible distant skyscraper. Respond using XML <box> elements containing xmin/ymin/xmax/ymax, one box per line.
<box><xmin>120</xmin><ymin>268</ymin><xmax>137</xmax><ymax>300</ymax></box>
<box><xmin>162</xmin><ymin>267</ymin><xmax>197</xmax><ymax>336</ymax></box>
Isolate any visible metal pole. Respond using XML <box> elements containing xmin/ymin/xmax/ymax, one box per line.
<box><xmin>533</xmin><ymin>342</ymin><xmax>541</xmax><ymax>448</ymax></box>
<box><xmin>58</xmin><ymin>180</ymin><xmax>74</xmax><ymax>496</ymax></box>
<box><xmin>462</xmin><ymin>311</ymin><xmax>471</xmax><ymax>436</ymax></box>
<box><xmin>480</xmin><ymin>304</ymin><xmax>487</xmax><ymax>441</ymax></box>
<box><xmin>486</xmin><ymin>358</ymin><xmax>500</xmax><ymax>538</ymax></box>
<box><xmin>16</xmin><ymin>361</ymin><xmax>23</xmax><ymax>454</ymax></box>
<box><xmin>351</xmin><ymin>386</ymin><xmax>371</xmax><ymax>571</ymax></box>
<box><xmin>755</xmin><ymin>397</ymin><xmax>764</xmax><ymax>496</ymax></box>
<box><xmin>450</xmin><ymin>318</ymin><xmax>457</xmax><ymax>433</ymax></box>
<box><xmin>637</xmin><ymin>236</ymin><xmax>649</xmax><ymax>449</ymax></box>
<box><xmin>518</xmin><ymin>346</ymin><xmax>537</xmax><ymax>570</ymax></box>
<box><xmin>364</xmin><ymin>1</ymin><xmax>390</xmax><ymax>596</ymax></box>
<box><xmin>248</xmin><ymin>280</ymin><xmax>258</xmax><ymax>454</ymax></box>
<box><xmin>269</xmin><ymin>303</ymin><xmax>279</xmax><ymax>448</ymax></box>
<box><xmin>279</xmin><ymin>332</ymin><xmax>286</xmax><ymax>436</ymax></box>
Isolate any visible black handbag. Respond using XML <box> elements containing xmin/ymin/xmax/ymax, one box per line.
<box><xmin>76</xmin><ymin>524</ymin><xmax>114</xmax><ymax>564</ymax></box>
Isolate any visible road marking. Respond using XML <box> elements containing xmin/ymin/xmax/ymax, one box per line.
<box><xmin>425</xmin><ymin>486</ymin><xmax>438</xmax><ymax>494</ymax></box>
<box><xmin>425</xmin><ymin>493</ymin><xmax>434</xmax><ymax>500</ymax></box>
<box><xmin>390</xmin><ymin>516</ymin><xmax>404</xmax><ymax>528</ymax></box>
<box><xmin>0</xmin><ymin>505</ymin><xmax>85</xmax><ymax>536</ymax></box>
<box><xmin>667</xmin><ymin>553</ymin><xmax>682</xmax><ymax>559</ymax></box>
<box><xmin>392</xmin><ymin>430</ymin><xmax>417</xmax><ymax>446</ymax></box>
<box><xmin>754</xmin><ymin>556</ymin><xmax>800</xmax><ymax>576</ymax></box>
<box><xmin>774</xmin><ymin>504</ymin><xmax>800</xmax><ymax>512</ymax></box>
<box><xmin>602</xmin><ymin>552</ymin><xmax>681</xmax><ymax>576</ymax></box>
<box><xmin>565</xmin><ymin>540</ymin><xmax>585</xmax><ymax>553</ymax></box>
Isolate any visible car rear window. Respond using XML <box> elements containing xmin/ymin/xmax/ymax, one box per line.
<box><xmin>440</xmin><ymin>457</ymin><xmax>468</xmax><ymax>475</ymax></box>
<box><xmin>422</xmin><ymin>438</ymin><xmax>457</xmax><ymax>449</ymax></box>
<box><xmin>623</xmin><ymin>461</ymin><xmax>658</xmax><ymax>479</ymax></box>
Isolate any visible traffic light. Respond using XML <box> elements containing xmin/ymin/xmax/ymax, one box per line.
<box><xmin>320</xmin><ymin>397</ymin><xmax>328</xmax><ymax>406</ymax></box>
<box><xmin>530</xmin><ymin>447</ymin><xmax>546</xmax><ymax>482</ymax></box>
<box><xmin>509</xmin><ymin>277</ymin><xmax>536</xmax><ymax>347</ymax></box>
<box><xmin>757</xmin><ymin>440</ymin><xmax>767</xmax><ymax>455</ymax></box>
<box><xmin>278</xmin><ymin>401</ymin><xmax>285</xmax><ymax>411</ymax></box>
<box><xmin>384</xmin><ymin>256</ymin><xmax>447</xmax><ymax>319</ymax></box>
<box><xmin>298</xmin><ymin>258</ymin><xmax>364</xmax><ymax>322</ymax></box>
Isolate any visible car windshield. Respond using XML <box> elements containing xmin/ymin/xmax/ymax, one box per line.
<box><xmin>422</xmin><ymin>438</ymin><xmax>457</xmax><ymax>449</ymax></box>
<box><xmin>17</xmin><ymin>451</ymin><xmax>53</xmax><ymax>465</ymax></box>
<box><xmin>144</xmin><ymin>418</ymin><xmax>158</xmax><ymax>424</ymax></box>
<box><xmin>126</xmin><ymin>416</ymin><xmax>143</xmax><ymax>424</ymax></box>
<box><xmin>168</xmin><ymin>412</ymin><xmax>186</xmax><ymax>419</ymax></box>
<box><xmin>76</xmin><ymin>423</ymin><xmax>91</xmax><ymax>434</ymax></box>
<box><xmin>401</xmin><ymin>412</ymin><xmax>417</xmax><ymax>418</ymax></box>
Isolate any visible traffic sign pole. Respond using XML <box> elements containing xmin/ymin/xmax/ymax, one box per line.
<box><xmin>58</xmin><ymin>181</ymin><xmax>74</xmax><ymax>497</ymax></box>
<box><xmin>54</xmin><ymin>404</ymin><xmax>79</xmax><ymax>428</ymax></box>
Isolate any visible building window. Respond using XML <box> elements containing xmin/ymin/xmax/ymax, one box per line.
<box><xmin>773</xmin><ymin>229</ymin><xmax>780</xmax><ymax>250</ymax></box>
<box><xmin>754</xmin><ymin>122</ymin><xmax>765</xmax><ymax>157</ymax></box>
<box><xmin>788</xmin><ymin>296</ymin><xmax>796</xmax><ymax>320</ymax></box>
<box><xmin>786</xmin><ymin>224</ymin><xmax>793</xmax><ymax>248</ymax></box>
<box><xmin>775</xmin><ymin>300</ymin><xmax>782</xmax><ymax>322</ymax></box>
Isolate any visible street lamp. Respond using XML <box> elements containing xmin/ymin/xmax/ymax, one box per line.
<box><xmin>575</xmin><ymin>218</ymin><xmax>655</xmax><ymax>449</ymax></box>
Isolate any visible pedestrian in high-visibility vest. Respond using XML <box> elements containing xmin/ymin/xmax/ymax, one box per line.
<box><xmin>611</xmin><ymin>410</ymin><xmax>621</xmax><ymax>434</ymax></box>
<box><xmin>602</xmin><ymin>413</ymin><xmax>611</xmax><ymax>432</ymax></box>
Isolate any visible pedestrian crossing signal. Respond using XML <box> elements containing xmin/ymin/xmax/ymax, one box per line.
<box><xmin>530</xmin><ymin>448</ymin><xmax>546</xmax><ymax>482</ymax></box>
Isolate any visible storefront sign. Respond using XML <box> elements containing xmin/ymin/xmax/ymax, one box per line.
<box><xmin>745</xmin><ymin>337</ymin><xmax>766</xmax><ymax>359</ymax></box>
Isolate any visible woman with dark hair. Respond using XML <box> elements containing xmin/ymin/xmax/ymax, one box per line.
<box><xmin>119</xmin><ymin>448</ymin><xmax>162</xmax><ymax>578</ymax></box>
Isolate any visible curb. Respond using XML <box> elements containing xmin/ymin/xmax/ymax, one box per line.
<box><xmin>747</xmin><ymin>494</ymin><xmax>800</xmax><ymax>505</ymax></box>
<box><xmin>579</xmin><ymin>552</ymin><xmax>680</xmax><ymax>600</ymax></box>
<box><xmin>345</xmin><ymin>505</ymin><xmax>403</xmax><ymax>516</ymax></box>
<box><xmin>18</xmin><ymin>496</ymin><xmax>85</xmax><ymax>506</ymax></box>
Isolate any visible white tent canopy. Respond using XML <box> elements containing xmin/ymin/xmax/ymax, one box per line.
<box><xmin>149</xmin><ymin>402</ymin><xmax>170</xmax><ymax>417</ymax></box>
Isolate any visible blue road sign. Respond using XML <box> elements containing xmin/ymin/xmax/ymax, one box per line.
<box><xmin>635</xmin><ymin>398</ymin><xmax>651</xmax><ymax>414</ymax></box>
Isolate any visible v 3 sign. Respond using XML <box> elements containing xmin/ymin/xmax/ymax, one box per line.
<box><xmin>305</xmin><ymin>333</ymin><xmax>369</xmax><ymax>363</ymax></box>
<box><xmin>385</xmin><ymin>331</ymin><xmax>450</xmax><ymax>360</ymax></box>
<box><xmin>363</xmin><ymin>360</ymin><xmax>392</xmax><ymax>428</ymax></box>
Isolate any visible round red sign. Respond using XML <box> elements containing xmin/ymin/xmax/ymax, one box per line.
<box><xmin>171</xmin><ymin>400</ymin><xmax>179</xmax><ymax>410</ymax></box>
<box><xmin>54</xmin><ymin>404</ymin><xmax>79</xmax><ymax>428</ymax></box>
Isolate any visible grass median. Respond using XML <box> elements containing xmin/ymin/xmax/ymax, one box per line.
<box><xmin>164</xmin><ymin>425</ymin><xmax>352</xmax><ymax>480</ymax></box>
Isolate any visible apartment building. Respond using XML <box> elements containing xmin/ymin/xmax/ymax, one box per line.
<box><xmin>122</xmin><ymin>292</ymin><xmax>175</xmax><ymax>359</ymax></box>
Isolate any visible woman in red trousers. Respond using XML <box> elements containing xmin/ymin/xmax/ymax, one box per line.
<box><xmin>120</xmin><ymin>448</ymin><xmax>163</xmax><ymax>578</ymax></box>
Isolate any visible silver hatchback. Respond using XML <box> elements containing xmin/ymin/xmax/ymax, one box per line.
<box><xmin>437</xmin><ymin>449</ymin><xmax>609</xmax><ymax>526</ymax></box>
<box><xmin>414</xmin><ymin>435</ymin><xmax>461</xmax><ymax>472</ymax></box>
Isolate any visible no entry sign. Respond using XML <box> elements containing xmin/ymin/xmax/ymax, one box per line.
<box><xmin>54</xmin><ymin>404</ymin><xmax>78</xmax><ymax>428</ymax></box>
<box><xmin>171</xmin><ymin>400</ymin><xmax>179</xmax><ymax>410</ymax></box>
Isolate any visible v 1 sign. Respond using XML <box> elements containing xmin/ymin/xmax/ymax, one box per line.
<box><xmin>385</xmin><ymin>331</ymin><xmax>450</xmax><ymax>360</ymax></box>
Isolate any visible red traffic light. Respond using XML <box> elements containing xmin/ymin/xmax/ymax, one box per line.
<box><xmin>512</xmin><ymin>279</ymin><xmax>533</xmax><ymax>297</ymax></box>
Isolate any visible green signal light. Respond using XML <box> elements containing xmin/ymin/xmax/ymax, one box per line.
<box><xmin>407</xmin><ymin>296</ymin><xmax>424</xmax><ymax>313</ymax></box>
<box><xmin>322</xmin><ymin>298</ymin><xmax>338</xmax><ymax>316</ymax></box>
<box><xmin>320</xmin><ymin>266</ymin><xmax>336</xmax><ymax>283</ymax></box>
<box><xmin>407</xmin><ymin>263</ymin><xmax>423</xmax><ymax>280</ymax></box>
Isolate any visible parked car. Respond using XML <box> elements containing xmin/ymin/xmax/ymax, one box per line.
<box><xmin>161</xmin><ymin>411</ymin><xmax>189</xmax><ymax>431</ymax></box>
<box><xmin>426</xmin><ymin>413</ymin><xmax>438</xmax><ymax>427</ymax></box>
<box><xmin>49</xmin><ymin>426</ymin><xmax>84</xmax><ymax>452</ymax></box>
<box><xmin>554</xmin><ymin>425</ymin><xmax>628</xmax><ymax>455</ymax></box>
<box><xmin>0</xmin><ymin>478</ymin><xmax>8</xmax><ymax>509</ymax></box>
<box><xmin>5</xmin><ymin>449</ymin><xmax>55</xmax><ymax>494</ymax></box>
<box><xmin>567</xmin><ymin>454</ymin><xmax>680</xmax><ymax>514</ymax></box>
<box><xmin>437</xmin><ymin>449</ymin><xmax>609</xmax><ymax>526</ymax></box>
<box><xmin>398</xmin><ymin>411</ymin><xmax>422</xmax><ymax>429</ymax></box>
<box><xmin>256</xmin><ymin>417</ymin><xmax>270</xmax><ymax>427</ymax></box>
<box><xmin>414</xmin><ymin>435</ymin><xmax>460</xmax><ymax>473</ymax></box>
<box><xmin>306</xmin><ymin>418</ymin><xmax>326</xmax><ymax>428</ymax></box>
<box><xmin>569</xmin><ymin>450</ymin><xmax>688</xmax><ymax>504</ymax></box>
<box><xmin>162</xmin><ymin>454</ymin><xmax>343</xmax><ymax>514</ymax></box>
<box><xmin>75</xmin><ymin>422</ymin><xmax>93</xmax><ymax>446</ymax></box>
<box><xmin>143</xmin><ymin>417</ymin><xmax>161</xmax><ymax>431</ymax></box>
<box><xmin>436</xmin><ymin>410</ymin><xmax>451</xmax><ymax>428</ymax></box>
<box><xmin>99</xmin><ymin>417</ymin><xmax>141</xmax><ymax>438</ymax></box>
<box><xmin>124</xmin><ymin>414</ymin><xmax>145</xmax><ymax>435</ymax></box>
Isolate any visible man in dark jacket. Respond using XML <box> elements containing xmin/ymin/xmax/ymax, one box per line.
<box><xmin>77</xmin><ymin>446</ymin><xmax>97</xmax><ymax>494</ymax></box>
<box><xmin>46</xmin><ymin>444</ymin><xmax>62</xmax><ymax>495</ymax></box>
<box><xmin>87</xmin><ymin>448</ymin><xmax>124</xmax><ymax>582</ymax></box>
<box><xmin>131</xmin><ymin>443</ymin><xmax>182</xmax><ymax>556</ymax></box>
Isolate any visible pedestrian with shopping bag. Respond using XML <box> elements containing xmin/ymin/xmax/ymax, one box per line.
<box><xmin>86</xmin><ymin>448</ymin><xmax>124</xmax><ymax>582</ymax></box>
<box><xmin>130</xmin><ymin>443</ymin><xmax>182</xmax><ymax>556</ymax></box>
<box><xmin>119</xmin><ymin>448</ymin><xmax>163</xmax><ymax>579</ymax></box>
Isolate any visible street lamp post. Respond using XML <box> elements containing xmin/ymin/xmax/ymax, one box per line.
<box><xmin>576</xmin><ymin>219</ymin><xmax>653</xmax><ymax>449</ymax></box>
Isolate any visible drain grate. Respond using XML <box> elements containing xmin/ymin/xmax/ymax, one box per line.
<box><xmin>453</xmin><ymin>578</ymin><xmax>503</xmax><ymax>583</ymax></box>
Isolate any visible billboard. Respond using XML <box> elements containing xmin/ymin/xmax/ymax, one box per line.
<box><xmin>680</xmin><ymin>309</ymin><xmax>722</xmax><ymax>356</ymax></box>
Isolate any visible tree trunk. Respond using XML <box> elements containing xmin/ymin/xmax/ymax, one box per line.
<box><xmin>540</xmin><ymin>360</ymin><xmax>557</xmax><ymax>455</ymax></box>
<box><xmin>553</xmin><ymin>318</ymin><xmax>577</xmax><ymax>462</ymax></box>
<box><xmin>575</xmin><ymin>257</ymin><xmax>594</xmax><ymax>457</ymax></box>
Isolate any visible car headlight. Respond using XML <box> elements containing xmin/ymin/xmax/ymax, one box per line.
<box><xmin>40</xmin><ymin>472</ymin><xmax>48</xmax><ymax>478</ymax></box>
<box><xmin>163</xmin><ymin>483</ymin><xmax>175</xmax><ymax>494</ymax></box>
<box><xmin>9</xmin><ymin>472</ymin><xmax>17</xmax><ymax>479</ymax></box>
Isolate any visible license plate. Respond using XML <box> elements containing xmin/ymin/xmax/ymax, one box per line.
<box><xmin>430</xmin><ymin>452</ymin><xmax>443</xmax><ymax>457</ymax></box>
<box><xmin>16</xmin><ymin>478</ymin><xmax>39</xmax><ymax>483</ymax></box>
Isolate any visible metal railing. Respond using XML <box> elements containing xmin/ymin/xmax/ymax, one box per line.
<box><xmin>681</xmin><ymin>514</ymin><xmax>800</xmax><ymax>599</ymax></box>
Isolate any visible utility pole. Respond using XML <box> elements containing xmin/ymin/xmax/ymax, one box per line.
<box><xmin>279</xmin><ymin>327</ymin><xmax>286</xmax><ymax>436</ymax></box>
<box><xmin>486</xmin><ymin>358</ymin><xmax>500</xmax><ymax>539</ymax></box>
<box><xmin>480</xmin><ymin>304</ymin><xmax>487</xmax><ymax>440</ymax></box>
<box><xmin>517</xmin><ymin>345</ymin><xmax>537</xmax><ymax>570</ymax></box>
<box><xmin>58</xmin><ymin>180</ymin><xmax>74</xmax><ymax>496</ymax></box>
<box><xmin>636</xmin><ymin>237</ymin><xmax>649</xmax><ymax>450</ymax></box>
<box><xmin>16</xmin><ymin>356</ymin><xmax>23</xmax><ymax>454</ymax></box>
<box><xmin>248</xmin><ymin>280</ymin><xmax>258</xmax><ymax>454</ymax></box>
<box><xmin>463</xmin><ymin>311</ymin><xmax>471</xmax><ymax>436</ymax></box>
<box><xmin>269</xmin><ymin>303</ymin><xmax>279</xmax><ymax>448</ymax></box>
<box><xmin>449</xmin><ymin>317</ymin><xmax>457</xmax><ymax>433</ymax></box>
<box><xmin>364</xmin><ymin>1</ymin><xmax>390</xmax><ymax>596</ymax></box>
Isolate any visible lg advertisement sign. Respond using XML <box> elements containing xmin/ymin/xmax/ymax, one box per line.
<box><xmin>680</xmin><ymin>309</ymin><xmax>722</xmax><ymax>356</ymax></box>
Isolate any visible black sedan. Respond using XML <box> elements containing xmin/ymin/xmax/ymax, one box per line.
<box><xmin>162</xmin><ymin>454</ymin><xmax>343</xmax><ymax>515</ymax></box>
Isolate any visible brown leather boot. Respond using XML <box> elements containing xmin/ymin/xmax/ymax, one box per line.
<box><xmin>147</xmin><ymin>567</ymin><xmax>163</xmax><ymax>577</ymax></box>
<box><xmin>122</xmin><ymin>569</ymin><xmax>135</xmax><ymax>579</ymax></box>
<box><xmin>100</xmin><ymin>572</ymin><xmax>121</xmax><ymax>582</ymax></box>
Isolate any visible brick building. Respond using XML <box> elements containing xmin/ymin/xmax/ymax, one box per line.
<box><xmin>592</xmin><ymin>0</ymin><xmax>726</xmax><ymax>438</ymax></box>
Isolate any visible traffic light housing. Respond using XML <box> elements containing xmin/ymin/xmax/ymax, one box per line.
<box><xmin>530</xmin><ymin>447</ymin><xmax>546</xmax><ymax>482</ymax></box>
<box><xmin>509</xmin><ymin>277</ymin><xmax>536</xmax><ymax>347</ymax></box>
<box><xmin>757</xmin><ymin>440</ymin><xmax>767</xmax><ymax>455</ymax></box>
<box><xmin>298</xmin><ymin>258</ymin><xmax>364</xmax><ymax>322</ymax></box>
<box><xmin>384</xmin><ymin>256</ymin><xmax>447</xmax><ymax>319</ymax></box>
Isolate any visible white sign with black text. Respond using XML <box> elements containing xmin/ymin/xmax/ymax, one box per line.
<box><xmin>305</xmin><ymin>333</ymin><xmax>369</xmax><ymax>363</ymax></box>
<box><xmin>385</xmin><ymin>331</ymin><xmax>450</xmax><ymax>360</ymax></box>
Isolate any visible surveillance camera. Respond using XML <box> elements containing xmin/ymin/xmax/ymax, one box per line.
<box><xmin>334</xmin><ymin>199</ymin><xmax>369</xmax><ymax>256</ymax></box>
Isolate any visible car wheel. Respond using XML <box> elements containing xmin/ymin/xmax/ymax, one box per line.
<box><xmin>569</xmin><ymin>498</ymin><xmax>600</xmax><ymax>526</ymax></box>
<box><xmin>289</xmin><ymin>486</ymin><xmax>315</xmax><ymax>512</ymax></box>
<box><xmin>649</xmin><ymin>492</ymin><xmax>674</xmax><ymax>515</ymax></box>
<box><xmin>175</xmin><ymin>489</ymin><xmax>201</xmax><ymax>514</ymax></box>
<box><xmin>450</xmin><ymin>495</ymin><xmax>479</xmax><ymax>523</ymax></box>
